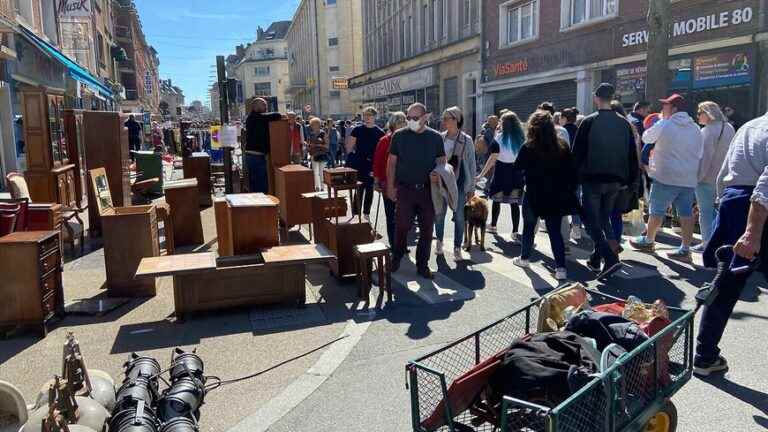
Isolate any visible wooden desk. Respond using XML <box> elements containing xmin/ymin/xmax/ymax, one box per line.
<box><xmin>182</xmin><ymin>153</ymin><xmax>212</xmax><ymax>207</ymax></box>
<box><xmin>164</xmin><ymin>179</ymin><xmax>204</xmax><ymax>247</ymax></box>
<box><xmin>102</xmin><ymin>205</ymin><xmax>159</xmax><ymax>297</ymax></box>
<box><xmin>225</xmin><ymin>193</ymin><xmax>280</xmax><ymax>255</ymax></box>
<box><xmin>136</xmin><ymin>244</ymin><xmax>334</xmax><ymax>318</ymax></box>
<box><xmin>0</xmin><ymin>231</ymin><xmax>63</xmax><ymax>337</ymax></box>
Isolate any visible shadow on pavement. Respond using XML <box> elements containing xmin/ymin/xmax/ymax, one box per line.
<box><xmin>436</xmin><ymin>255</ymin><xmax>487</xmax><ymax>291</ymax></box>
<box><xmin>699</xmin><ymin>375</ymin><xmax>768</xmax><ymax>423</ymax></box>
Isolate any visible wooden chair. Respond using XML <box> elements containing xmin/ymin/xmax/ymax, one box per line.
<box><xmin>6</xmin><ymin>172</ymin><xmax>85</xmax><ymax>255</ymax></box>
<box><xmin>0</xmin><ymin>213</ymin><xmax>16</xmax><ymax>236</ymax></box>
<box><xmin>0</xmin><ymin>198</ymin><xmax>28</xmax><ymax>231</ymax></box>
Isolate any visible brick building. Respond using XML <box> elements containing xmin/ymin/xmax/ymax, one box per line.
<box><xmin>114</xmin><ymin>0</ymin><xmax>160</xmax><ymax>114</ymax></box>
<box><xmin>480</xmin><ymin>0</ymin><xmax>768</xmax><ymax>123</ymax></box>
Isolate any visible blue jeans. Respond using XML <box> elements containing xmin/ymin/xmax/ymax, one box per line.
<box><xmin>435</xmin><ymin>191</ymin><xmax>467</xmax><ymax>249</ymax></box>
<box><xmin>581</xmin><ymin>182</ymin><xmax>621</xmax><ymax>265</ymax></box>
<box><xmin>571</xmin><ymin>186</ymin><xmax>582</xmax><ymax>227</ymax></box>
<box><xmin>695</xmin><ymin>182</ymin><xmax>717</xmax><ymax>243</ymax></box>
<box><xmin>245</xmin><ymin>153</ymin><xmax>268</xmax><ymax>193</ymax></box>
<box><xmin>520</xmin><ymin>196</ymin><xmax>566</xmax><ymax>269</ymax></box>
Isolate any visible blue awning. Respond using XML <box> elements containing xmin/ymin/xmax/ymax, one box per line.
<box><xmin>19</xmin><ymin>26</ymin><xmax>113</xmax><ymax>98</ymax></box>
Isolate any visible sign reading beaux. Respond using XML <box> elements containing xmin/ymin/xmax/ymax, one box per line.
<box><xmin>622</xmin><ymin>7</ymin><xmax>753</xmax><ymax>47</ymax></box>
<box><xmin>359</xmin><ymin>67</ymin><xmax>435</xmax><ymax>100</ymax></box>
<box><xmin>57</xmin><ymin>0</ymin><xmax>92</xmax><ymax>18</ymax></box>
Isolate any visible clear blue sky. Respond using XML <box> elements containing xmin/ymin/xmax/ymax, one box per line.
<box><xmin>134</xmin><ymin>0</ymin><xmax>300</xmax><ymax>106</ymax></box>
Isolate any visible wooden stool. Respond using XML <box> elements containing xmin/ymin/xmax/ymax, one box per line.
<box><xmin>353</xmin><ymin>242</ymin><xmax>392</xmax><ymax>302</ymax></box>
<box><xmin>155</xmin><ymin>203</ymin><xmax>175</xmax><ymax>255</ymax></box>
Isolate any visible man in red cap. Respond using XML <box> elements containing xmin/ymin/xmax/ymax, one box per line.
<box><xmin>631</xmin><ymin>94</ymin><xmax>703</xmax><ymax>263</ymax></box>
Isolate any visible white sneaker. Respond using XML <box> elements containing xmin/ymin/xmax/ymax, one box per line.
<box><xmin>512</xmin><ymin>257</ymin><xmax>530</xmax><ymax>268</ymax></box>
<box><xmin>570</xmin><ymin>226</ymin><xmax>582</xmax><ymax>240</ymax></box>
<box><xmin>454</xmin><ymin>248</ymin><xmax>467</xmax><ymax>261</ymax></box>
<box><xmin>435</xmin><ymin>240</ymin><xmax>444</xmax><ymax>256</ymax></box>
<box><xmin>487</xmin><ymin>226</ymin><xmax>498</xmax><ymax>234</ymax></box>
<box><xmin>555</xmin><ymin>267</ymin><xmax>568</xmax><ymax>281</ymax></box>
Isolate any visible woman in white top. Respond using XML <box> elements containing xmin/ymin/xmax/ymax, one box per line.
<box><xmin>693</xmin><ymin>101</ymin><xmax>736</xmax><ymax>252</ymax></box>
<box><xmin>477</xmin><ymin>112</ymin><xmax>525</xmax><ymax>243</ymax></box>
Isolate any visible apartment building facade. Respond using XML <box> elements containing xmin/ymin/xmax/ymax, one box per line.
<box><xmin>234</xmin><ymin>21</ymin><xmax>291</xmax><ymax>114</ymax></box>
<box><xmin>481</xmin><ymin>0</ymin><xmax>768</xmax><ymax>122</ymax></box>
<box><xmin>286</xmin><ymin>0</ymin><xmax>363</xmax><ymax>120</ymax></box>
<box><xmin>0</xmin><ymin>0</ymin><xmax>114</xmax><ymax>181</ymax></box>
<box><xmin>114</xmin><ymin>0</ymin><xmax>160</xmax><ymax>114</ymax></box>
<box><xmin>350</xmin><ymin>0</ymin><xmax>481</xmax><ymax>133</ymax></box>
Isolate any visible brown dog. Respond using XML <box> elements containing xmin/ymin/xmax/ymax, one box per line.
<box><xmin>463</xmin><ymin>195</ymin><xmax>489</xmax><ymax>252</ymax></box>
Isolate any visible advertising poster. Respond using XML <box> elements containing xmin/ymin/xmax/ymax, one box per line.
<box><xmin>210</xmin><ymin>125</ymin><xmax>221</xmax><ymax>149</ymax></box>
<box><xmin>693</xmin><ymin>52</ymin><xmax>751</xmax><ymax>89</ymax></box>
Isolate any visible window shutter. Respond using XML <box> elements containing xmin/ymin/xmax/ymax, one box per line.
<box><xmin>560</xmin><ymin>0</ymin><xmax>571</xmax><ymax>29</ymax></box>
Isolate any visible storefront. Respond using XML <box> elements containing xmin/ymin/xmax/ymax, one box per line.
<box><xmin>351</xmin><ymin>66</ymin><xmax>440</xmax><ymax>119</ymax></box>
<box><xmin>481</xmin><ymin>0</ymin><xmax>764</xmax><ymax>122</ymax></box>
<box><xmin>613</xmin><ymin>46</ymin><xmax>757</xmax><ymax>122</ymax></box>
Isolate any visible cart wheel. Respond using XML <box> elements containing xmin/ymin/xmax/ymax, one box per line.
<box><xmin>645</xmin><ymin>402</ymin><xmax>678</xmax><ymax>432</ymax></box>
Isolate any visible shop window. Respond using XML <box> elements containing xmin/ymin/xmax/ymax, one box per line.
<box><xmin>328</xmin><ymin>37</ymin><xmax>338</xmax><ymax>47</ymax></box>
<box><xmin>560</xmin><ymin>0</ymin><xmax>617</xmax><ymax>30</ymax></box>
<box><xmin>500</xmin><ymin>0</ymin><xmax>538</xmax><ymax>47</ymax></box>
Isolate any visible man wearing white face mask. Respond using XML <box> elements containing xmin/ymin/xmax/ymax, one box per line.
<box><xmin>387</xmin><ymin>103</ymin><xmax>447</xmax><ymax>278</ymax></box>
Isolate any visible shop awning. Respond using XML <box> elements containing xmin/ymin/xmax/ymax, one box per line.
<box><xmin>19</xmin><ymin>26</ymin><xmax>113</xmax><ymax>98</ymax></box>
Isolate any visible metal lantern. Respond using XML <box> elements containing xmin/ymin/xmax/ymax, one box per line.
<box><xmin>110</xmin><ymin>403</ymin><xmax>160</xmax><ymax>432</ymax></box>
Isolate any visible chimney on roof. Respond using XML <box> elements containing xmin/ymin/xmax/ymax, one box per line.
<box><xmin>236</xmin><ymin>44</ymin><xmax>245</xmax><ymax>57</ymax></box>
<box><xmin>256</xmin><ymin>26</ymin><xmax>264</xmax><ymax>40</ymax></box>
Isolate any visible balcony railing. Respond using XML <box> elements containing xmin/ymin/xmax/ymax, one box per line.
<box><xmin>0</xmin><ymin>0</ymin><xmax>16</xmax><ymax>23</ymax></box>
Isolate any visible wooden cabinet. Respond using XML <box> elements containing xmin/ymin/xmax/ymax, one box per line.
<box><xmin>0</xmin><ymin>231</ymin><xmax>63</xmax><ymax>337</ymax></box>
<box><xmin>221</xmin><ymin>193</ymin><xmax>280</xmax><ymax>255</ymax></box>
<box><xmin>275</xmin><ymin>165</ymin><xmax>313</xmax><ymax>227</ymax></box>
<box><xmin>83</xmin><ymin>111</ymin><xmax>131</xmax><ymax>235</ymax></box>
<box><xmin>182</xmin><ymin>153</ymin><xmax>212</xmax><ymax>207</ymax></box>
<box><xmin>63</xmin><ymin>109</ymin><xmax>87</xmax><ymax>207</ymax></box>
<box><xmin>164</xmin><ymin>179</ymin><xmax>204</xmax><ymax>247</ymax></box>
<box><xmin>20</xmin><ymin>87</ymin><xmax>77</xmax><ymax>207</ymax></box>
<box><xmin>102</xmin><ymin>205</ymin><xmax>159</xmax><ymax>297</ymax></box>
<box><xmin>319</xmin><ymin>220</ymin><xmax>374</xmax><ymax>278</ymax></box>
<box><xmin>269</xmin><ymin>119</ymin><xmax>291</xmax><ymax>169</ymax></box>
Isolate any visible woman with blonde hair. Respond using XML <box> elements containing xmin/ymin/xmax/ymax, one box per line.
<box><xmin>373</xmin><ymin>111</ymin><xmax>407</xmax><ymax>245</ymax></box>
<box><xmin>694</xmin><ymin>101</ymin><xmax>736</xmax><ymax>251</ymax></box>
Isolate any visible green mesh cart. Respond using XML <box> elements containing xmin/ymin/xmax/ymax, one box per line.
<box><xmin>407</xmin><ymin>290</ymin><xmax>694</xmax><ymax>432</ymax></box>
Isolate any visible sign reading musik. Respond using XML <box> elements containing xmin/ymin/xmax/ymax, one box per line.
<box><xmin>359</xmin><ymin>67</ymin><xmax>435</xmax><ymax>100</ymax></box>
<box><xmin>58</xmin><ymin>0</ymin><xmax>92</xmax><ymax>18</ymax></box>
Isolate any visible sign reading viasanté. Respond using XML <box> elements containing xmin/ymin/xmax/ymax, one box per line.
<box><xmin>58</xmin><ymin>0</ymin><xmax>91</xmax><ymax>18</ymax></box>
<box><xmin>495</xmin><ymin>59</ymin><xmax>529</xmax><ymax>78</ymax></box>
<box><xmin>622</xmin><ymin>6</ymin><xmax>753</xmax><ymax>47</ymax></box>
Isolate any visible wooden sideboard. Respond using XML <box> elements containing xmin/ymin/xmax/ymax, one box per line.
<box><xmin>102</xmin><ymin>205</ymin><xmax>159</xmax><ymax>297</ymax></box>
<box><xmin>0</xmin><ymin>231</ymin><xmax>63</xmax><ymax>337</ymax></box>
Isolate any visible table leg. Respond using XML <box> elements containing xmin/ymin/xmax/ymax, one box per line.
<box><xmin>386</xmin><ymin>254</ymin><xmax>393</xmax><ymax>302</ymax></box>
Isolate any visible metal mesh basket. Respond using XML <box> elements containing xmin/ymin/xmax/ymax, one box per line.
<box><xmin>407</xmin><ymin>290</ymin><xmax>695</xmax><ymax>432</ymax></box>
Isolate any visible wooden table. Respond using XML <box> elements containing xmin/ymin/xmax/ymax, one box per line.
<box><xmin>164</xmin><ymin>179</ymin><xmax>204</xmax><ymax>247</ymax></box>
<box><xmin>136</xmin><ymin>244</ymin><xmax>335</xmax><ymax>318</ymax></box>
<box><xmin>219</xmin><ymin>193</ymin><xmax>280</xmax><ymax>255</ymax></box>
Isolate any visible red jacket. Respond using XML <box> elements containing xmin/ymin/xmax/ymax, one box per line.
<box><xmin>372</xmin><ymin>133</ymin><xmax>392</xmax><ymax>185</ymax></box>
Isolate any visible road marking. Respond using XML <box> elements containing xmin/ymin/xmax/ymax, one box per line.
<box><xmin>226</xmin><ymin>317</ymin><xmax>372</xmax><ymax>432</ymax></box>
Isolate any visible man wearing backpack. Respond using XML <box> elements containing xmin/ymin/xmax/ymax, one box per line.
<box><xmin>695</xmin><ymin>110</ymin><xmax>768</xmax><ymax>376</ymax></box>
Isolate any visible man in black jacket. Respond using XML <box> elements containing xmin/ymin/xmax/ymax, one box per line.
<box><xmin>244</xmin><ymin>98</ymin><xmax>282</xmax><ymax>192</ymax></box>
<box><xmin>573</xmin><ymin>83</ymin><xmax>640</xmax><ymax>279</ymax></box>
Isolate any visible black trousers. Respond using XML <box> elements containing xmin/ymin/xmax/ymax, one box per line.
<box><xmin>353</xmin><ymin>182</ymin><xmax>374</xmax><ymax>216</ymax></box>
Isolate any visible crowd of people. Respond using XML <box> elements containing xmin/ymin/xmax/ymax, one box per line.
<box><xmin>243</xmin><ymin>93</ymin><xmax>768</xmax><ymax>377</ymax></box>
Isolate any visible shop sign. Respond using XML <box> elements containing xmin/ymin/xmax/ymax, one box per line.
<box><xmin>331</xmin><ymin>78</ymin><xmax>348</xmax><ymax>90</ymax></box>
<box><xmin>360</xmin><ymin>67</ymin><xmax>435</xmax><ymax>100</ymax></box>
<box><xmin>622</xmin><ymin>6</ymin><xmax>754</xmax><ymax>47</ymax></box>
<box><xmin>693</xmin><ymin>52</ymin><xmax>751</xmax><ymax>89</ymax></box>
<box><xmin>57</xmin><ymin>0</ymin><xmax>92</xmax><ymax>18</ymax></box>
<box><xmin>495</xmin><ymin>59</ymin><xmax>528</xmax><ymax>78</ymax></box>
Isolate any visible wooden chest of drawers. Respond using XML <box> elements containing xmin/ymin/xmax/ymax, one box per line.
<box><xmin>275</xmin><ymin>165</ymin><xmax>314</xmax><ymax>227</ymax></box>
<box><xmin>0</xmin><ymin>231</ymin><xmax>63</xmax><ymax>337</ymax></box>
<box><xmin>102</xmin><ymin>205</ymin><xmax>159</xmax><ymax>297</ymax></box>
